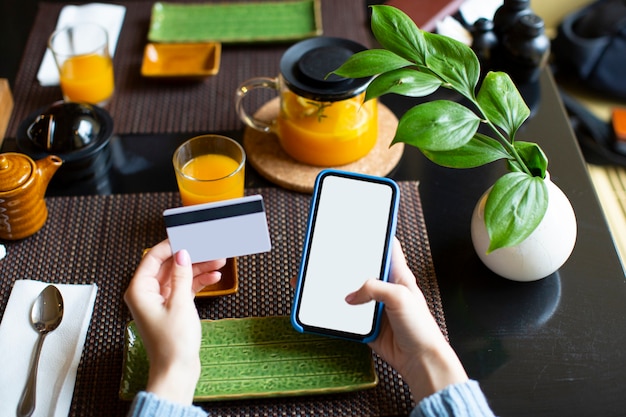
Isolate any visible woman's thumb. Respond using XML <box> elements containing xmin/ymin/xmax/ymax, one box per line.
<box><xmin>169</xmin><ymin>249</ymin><xmax>194</xmax><ymax>305</ymax></box>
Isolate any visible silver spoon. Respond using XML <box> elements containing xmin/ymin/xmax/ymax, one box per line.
<box><xmin>17</xmin><ymin>285</ymin><xmax>64</xmax><ymax>417</ymax></box>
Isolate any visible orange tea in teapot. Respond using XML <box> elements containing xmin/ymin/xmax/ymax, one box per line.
<box><xmin>276</xmin><ymin>91</ymin><xmax>377</xmax><ymax>166</ymax></box>
<box><xmin>236</xmin><ymin>37</ymin><xmax>378</xmax><ymax>167</ymax></box>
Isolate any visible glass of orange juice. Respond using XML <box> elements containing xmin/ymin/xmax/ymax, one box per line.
<box><xmin>173</xmin><ymin>135</ymin><xmax>246</xmax><ymax>206</ymax></box>
<box><xmin>48</xmin><ymin>23</ymin><xmax>115</xmax><ymax>106</ymax></box>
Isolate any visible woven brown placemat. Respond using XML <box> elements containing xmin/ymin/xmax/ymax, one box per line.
<box><xmin>0</xmin><ymin>182</ymin><xmax>443</xmax><ymax>416</ymax></box>
<box><xmin>7</xmin><ymin>0</ymin><xmax>374</xmax><ymax>138</ymax></box>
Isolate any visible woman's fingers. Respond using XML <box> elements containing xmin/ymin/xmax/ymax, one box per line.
<box><xmin>346</xmin><ymin>277</ymin><xmax>415</xmax><ymax>308</ymax></box>
<box><xmin>388</xmin><ymin>238</ymin><xmax>418</xmax><ymax>290</ymax></box>
<box><xmin>191</xmin><ymin>271</ymin><xmax>223</xmax><ymax>293</ymax></box>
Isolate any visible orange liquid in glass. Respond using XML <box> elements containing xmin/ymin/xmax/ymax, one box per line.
<box><xmin>177</xmin><ymin>154</ymin><xmax>244</xmax><ymax>206</ymax></box>
<box><xmin>59</xmin><ymin>54</ymin><xmax>114</xmax><ymax>104</ymax></box>
<box><xmin>276</xmin><ymin>91</ymin><xmax>378</xmax><ymax>166</ymax></box>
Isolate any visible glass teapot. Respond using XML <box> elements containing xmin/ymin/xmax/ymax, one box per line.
<box><xmin>236</xmin><ymin>37</ymin><xmax>378</xmax><ymax>166</ymax></box>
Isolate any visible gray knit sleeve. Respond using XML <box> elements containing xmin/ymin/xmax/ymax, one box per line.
<box><xmin>410</xmin><ymin>380</ymin><xmax>496</xmax><ymax>417</ymax></box>
<box><xmin>127</xmin><ymin>392</ymin><xmax>208</xmax><ymax>417</ymax></box>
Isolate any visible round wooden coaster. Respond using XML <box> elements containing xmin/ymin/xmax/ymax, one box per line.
<box><xmin>243</xmin><ymin>98</ymin><xmax>403</xmax><ymax>193</ymax></box>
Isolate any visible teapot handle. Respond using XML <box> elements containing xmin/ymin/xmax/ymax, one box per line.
<box><xmin>235</xmin><ymin>77</ymin><xmax>279</xmax><ymax>133</ymax></box>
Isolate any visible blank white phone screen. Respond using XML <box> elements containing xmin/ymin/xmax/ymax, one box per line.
<box><xmin>297</xmin><ymin>174</ymin><xmax>395</xmax><ymax>336</ymax></box>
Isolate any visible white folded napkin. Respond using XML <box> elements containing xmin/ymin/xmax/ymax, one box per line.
<box><xmin>37</xmin><ymin>3</ymin><xmax>126</xmax><ymax>86</ymax></box>
<box><xmin>0</xmin><ymin>280</ymin><xmax>98</xmax><ymax>417</ymax></box>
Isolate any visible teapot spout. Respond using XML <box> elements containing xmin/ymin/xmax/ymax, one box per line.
<box><xmin>36</xmin><ymin>155</ymin><xmax>63</xmax><ymax>192</ymax></box>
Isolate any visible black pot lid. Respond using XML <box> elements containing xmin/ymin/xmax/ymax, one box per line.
<box><xmin>280</xmin><ymin>37</ymin><xmax>372</xmax><ymax>102</ymax></box>
<box><xmin>17</xmin><ymin>102</ymin><xmax>114</xmax><ymax>163</ymax></box>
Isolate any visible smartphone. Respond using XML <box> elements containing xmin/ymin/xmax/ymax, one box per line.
<box><xmin>291</xmin><ymin>169</ymin><xmax>400</xmax><ymax>343</ymax></box>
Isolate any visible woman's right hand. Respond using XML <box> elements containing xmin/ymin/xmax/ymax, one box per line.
<box><xmin>345</xmin><ymin>238</ymin><xmax>468</xmax><ymax>402</ymax></box>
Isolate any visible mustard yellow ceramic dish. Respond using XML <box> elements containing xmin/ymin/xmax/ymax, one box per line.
<box><xmin>140</xmin><ymin>42</ymin><xmax>221</xmax><ymax>79</ymax></box>
<box><xmin>141</xmin><ymin>249</ymin><xmax>237</xmax><ymax>297</ymax></box>
<box><xmin>196</xmin><ymin>257</ymin><xmax>238</xmax><ymax>297</ymax></box>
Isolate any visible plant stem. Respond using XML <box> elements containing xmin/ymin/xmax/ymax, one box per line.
<box><xmin>478</xmin><ymin>105</ymin><xmax>533</xmax><ymax>176</ymax></box>
<box><xmin>433</xmin><ymin>67</ymin><xmax>533</xmax><ymax>176</ymax></box>
<box><xmin>462</xmin><ymin>89</ymin><xmax>532</xmax><ymax>176</ymax></box>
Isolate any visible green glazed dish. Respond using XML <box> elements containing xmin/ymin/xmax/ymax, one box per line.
<box><xmin>120</xmin><ymin>316</ymin><xmax>378</xmax><ymax>401</ymax></box>
<box><xmin>148</xmin><ymin>0</ymin><xmax>323</xmax><ymax>43</ymax></box>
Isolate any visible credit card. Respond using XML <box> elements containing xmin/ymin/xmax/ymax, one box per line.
<box><xmin>164</xmin><ymin>195</ymin><xmax>271</xmax><ymax>263</ymax></box>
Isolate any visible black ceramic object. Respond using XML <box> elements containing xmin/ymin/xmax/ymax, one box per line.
<box><xmin>500</xmin><ymin>14</ymin><xmax>551</xmax><ymax>84</ymax></box>
<box><xmin>26</xmin><ymin>101</ymin><xmax>102</xmax><ymax>153</ymax></box>
<box><xmin>17</xmin><ymin>101</ymin><xmax>114</xmax><ymax>187</ymax></box>
<box><xmin>492</xmin><ymin>0</ymin><xmax>532</xmax><ymax>39</ymax></box>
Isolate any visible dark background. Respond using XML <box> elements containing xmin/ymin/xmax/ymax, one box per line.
<box><xmin>1</xmin><ymin>0</ymin><xmax>42</xmax><ymax>86</ymax></box>
<box><xmin>0</xmin><ymin>0</ymin><xmax>111</xmax><ymax>87</ymax></box>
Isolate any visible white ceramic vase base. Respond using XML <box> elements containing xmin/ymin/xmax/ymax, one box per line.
<box><xmin>471</xmin><ymin>178</ymin><xmax>577</xmax><ymax>282</ymax></box>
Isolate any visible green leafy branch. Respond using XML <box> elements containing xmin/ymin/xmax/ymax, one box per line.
<box><xmin>332</xmin><ymin>5</ymin><xmax>549</xmax><ymax>252</ymax></box>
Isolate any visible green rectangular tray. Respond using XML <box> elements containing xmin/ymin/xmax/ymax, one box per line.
<box><xmin>148</xmin><ymin>0</ymin><xmax>323</xmax><ymax>43</ymax></box>
<box><xmin>120</xmin><ymin>316</ymin><xmax>378</xmax><ymax>401</ymax></box>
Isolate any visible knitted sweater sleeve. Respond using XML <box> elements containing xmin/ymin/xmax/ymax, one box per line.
<box><xmin>128</xmin><ymin>380</ymin><xmax>494</xmax><ymax>417</ymax></box>
<box><xmin>410</xmin><ymin>380</ymin><xmax>496</xmax><ymax>417</ymax></box>
<box><xmin>127</xmin><ymin>392</ymin><xmax>208</xmax><ymax>417</ymax></box>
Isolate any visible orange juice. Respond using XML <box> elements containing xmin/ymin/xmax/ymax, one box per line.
<box><xmin>177</xmin><ymin>154</ymin><xmax>244</xmax><ymax>206</ymax></box>
<box><xmin>59</xmin><ymin>54</ymin><xmax>114</xmax><ymax>104</ymax></box>
<box><xmin>276</xmin><ymin>91</ymin><xmax>378</xmax><ymax>166</ymax></box>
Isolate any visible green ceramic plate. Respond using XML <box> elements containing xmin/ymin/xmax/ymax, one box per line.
<box><xmin>148</xmin><ymin>0</ymin><xmax>323</xmax><ymax>43</ymax></box>
<box><xmin>120</xmin><ymin>316</ymin><xmax>378</xmax><ymax>401</ymax></box>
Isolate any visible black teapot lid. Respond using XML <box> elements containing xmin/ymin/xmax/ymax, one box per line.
<box><xmin>280</xmin><ymin>37</ymin><xmax>372</xmax><ymax>102</ymax></box>
<box><xmin>17</xmin><ymin>101</ymin><xmax>113</xmax><ymax>163</ymax></box>
<box><xmin>26</xmin><ymin>101</ymin><xmax>102</xmax><ymax>153</ymax></box>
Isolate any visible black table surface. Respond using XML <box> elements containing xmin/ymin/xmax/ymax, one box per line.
<box><xmin>2</xmin><ymin>6</ymin><xmax>626</xmax><ymax>415</ymax></box>
<box><xmin>4</xmin><ymin>68</ymin><xmax>626</xmax><ymax>417</ymax></box>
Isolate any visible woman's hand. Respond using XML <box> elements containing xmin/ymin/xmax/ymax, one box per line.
<box><xmin>124</xmin><ymin>239</ymin><xmax>225</xmax><ymax>405</ymax></box>
<box><xmin>345</xmin><ymin>238</ymin><xmax>468</xmax><ymax>402</ymax></box>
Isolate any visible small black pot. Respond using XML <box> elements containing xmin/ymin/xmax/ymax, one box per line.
<box><xmin>17</xmin><ymin>101</ymin><xmax>114</xmax><ymax>190</ymax></box>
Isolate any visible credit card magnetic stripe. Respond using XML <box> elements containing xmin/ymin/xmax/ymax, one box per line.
<box><xmin>164</xmin><ymin>199</ymin><xmax>265</xmax><ymax>228</ymax></box>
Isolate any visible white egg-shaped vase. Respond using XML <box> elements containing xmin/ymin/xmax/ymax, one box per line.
<box><xmin>471</xmin><ymin>177</ymin><xmax>577</xmax><ymax>282</ymax></box>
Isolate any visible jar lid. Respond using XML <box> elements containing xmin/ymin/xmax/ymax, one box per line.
<box><xmin>514</xmin><ymin>14</ymin><xmax>545</xmax><ymax>37</ymax></box>
<box><xmin>280</xmin><ymin>37</ymin><xmax>372</xmax><ymax>102</ymax></box>
<box><xmin>0</xmin><ymin>153</ymin><xmax>33</xmax><ymax>192</ymax></box>
<box><xmin>26</xmin><ymin>101</ymin><xmax>102</xmax><ymax>154</ymax></box>
<box><xmin>16</xmin><ymin>101</ymin><xmax>114</xmax><ymax>164</ymax></box>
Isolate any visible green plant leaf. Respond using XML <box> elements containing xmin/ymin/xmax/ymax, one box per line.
<box><xmin>334</xmin><ymin>5</ymin><xmax>552</xmax><ymax>249</ymax></box>
<box><xmin>421</xmin><ymin>133</ymin><xmax>510</xmax><ymax>168</ymax></box>
<box><xmin>370</xmin><ymin>5</ymin><xmax>427</xmax><ymax>65</ymax></box>
<box><xmin>484</xmin><ymin>172</ymin><xmax>548</xmax><ymax>252</ymax></box>
<box><xmin>506</xmin><ymin>159</ymin><xmax>524</xmax><ymax>173</ymax></box>
<box><xmin>332</xmin><ymin>49</ymin><xmax>413</xmax><ymax>79</ymax></box>
<box><xmin>477</xmin><ymin>72</ymin><xmax>530</xmax><ymax>140</ymax></box>
<box><xmin>422</xmin><ymin>31</ymin><xmax>480</xmax><ymax>100</ymax></box>
<box><xmin>392</xmin><ymin>100</ymin><xmax>480</xmax><ymax>151</ymax></box>
<box><xmin>364</xmin><ymin>68</ymin><xmax>442</xmax><ymax>101</ymax></box>
<box><xmin>514</xmin><ymin>141</ymin><xmax>548</xmax><ymax>178</ymax></box>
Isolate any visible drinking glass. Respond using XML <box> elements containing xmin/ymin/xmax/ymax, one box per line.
<box><xmin>173</xmin><ymin>135</ymin><xmax>246</xmax><ymax>206</ymax></box>
<box><xmin>49</xmin><ymin>23</ymin><xmax>115</xmax><ymax>106</ymax></box>
<box><xmin>173</xmin><ymin>134</ymin><xmax>246</xmax><ymax>297</ymax></box>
